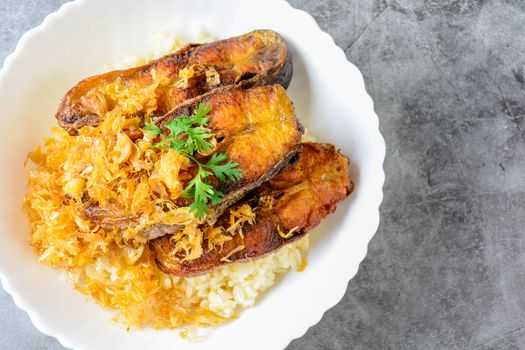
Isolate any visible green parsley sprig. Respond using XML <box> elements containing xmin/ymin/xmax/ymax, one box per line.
<box><xmin>142</xmin><ymin>103</ymin><xmax>242</xmax><ymax>220</ymax></box>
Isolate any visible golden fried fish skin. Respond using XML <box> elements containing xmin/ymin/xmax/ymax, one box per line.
<box><xmin>158</xmin><ymin>84</ymin><xmax>304</xmax><ymax>223</ymax></box>
<box><xmin>151</xmin><ymin>142</ymin><xmax>353</xmax><ymax>276</ymax></box>
<box><xmin>56</xmin><ymin>30</ymin><xmax>293</xmax><ymax>133</ymax></box>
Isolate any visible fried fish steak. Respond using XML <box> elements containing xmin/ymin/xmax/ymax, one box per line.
<box><xmin>150</xmin><ymin>142</ymin><xmax>353</xmax><ymax>276</ymax></box>
<box><xmin>56</xmin><ymin>30</ymin><xmax>293</xmax><ymax>133</ymax></box>
<box><xmin>159</xmin><ymin>84</ymin><xmax>304</xmax><ymax>223</ymax></box>
<box><xmin>84</xmin><ymin>84</ymin><xmax>304</xmax><ymax>237</ymax></box>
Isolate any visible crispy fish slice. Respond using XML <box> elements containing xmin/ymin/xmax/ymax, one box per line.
<box><xmin>150</xmin><ymin>142</ymin><xmax>353</xmax><ymax>277</ymax></box>
<box><xmin>159</xmin><ymin>84</ymin><xmax>304</xmax><ymax>224</ymax></box>
<box><xmin>84</xmin><ymin>84</ymin><xmax>304</xmax><ymax>236</ymax></box>
<box><xmin>56</xmin><ymin>30</ymin><xmax>293</xmax><ymax>133</ymax></box>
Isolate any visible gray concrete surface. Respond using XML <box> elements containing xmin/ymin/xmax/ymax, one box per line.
<box><xmin>1</xmin><ymin>0</ymin><xmax>525</xmax><ymax>349</ymax></box>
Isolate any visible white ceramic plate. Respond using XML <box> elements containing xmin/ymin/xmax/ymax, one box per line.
<box><xmin>0</xmin><ymin>0</ymin><xmax>385</xmax><ymax>349</ymax></box>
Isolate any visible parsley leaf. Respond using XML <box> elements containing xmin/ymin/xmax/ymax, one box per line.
<box><xmin>193</xmin><ymin>102</ymin><xmax>212</xmax><ymax>124</ymax></box>
<box><xmin>142</xmin><ymin>122</ymin><xmax>163</xmax><ymax>136</ymax></box>
<box><xmin>142</xmin><ymin>102</ymin><xmax>243</xmax><ymax>220</ymax></box>
<box><xmin>206</xmin><ymin>153</ymin><xmax>243</xmax><ymax>182</ymax></box>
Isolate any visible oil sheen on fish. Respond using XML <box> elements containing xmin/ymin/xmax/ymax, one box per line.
<box><xmin>56</xmin><ymin>30</ymin><xmax>293</xmax><ymax>133</ymax></box>
<box><xmin>150</xmin><ymin>142</ymin><xmax>353</xmax><ymax>276</ymax></box>
<box><xmin>84</xmin><ymin>84</ymin><xmax>304</xmax><ymax>237</ymax></box>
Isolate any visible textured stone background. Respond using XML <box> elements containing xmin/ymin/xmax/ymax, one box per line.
<box><xmin>1</xmin><ymin>0</ymin><xmax>525</xmax><ymax>349</ymax></box>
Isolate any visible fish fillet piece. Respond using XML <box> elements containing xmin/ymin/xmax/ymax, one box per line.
<box><xmin>150</xmin><ymin>142</ymin><xmax>353</xmax><ymax>276</ymax></box>
<box><xmin>56</xmin><ymin>30</ymin><xmax>293</xmax><ymax>133</ymax></box>
<box><xmin>84</xmin><ymin>84</ymin><xmax>303</xmax><ymax>236</ymax></box>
